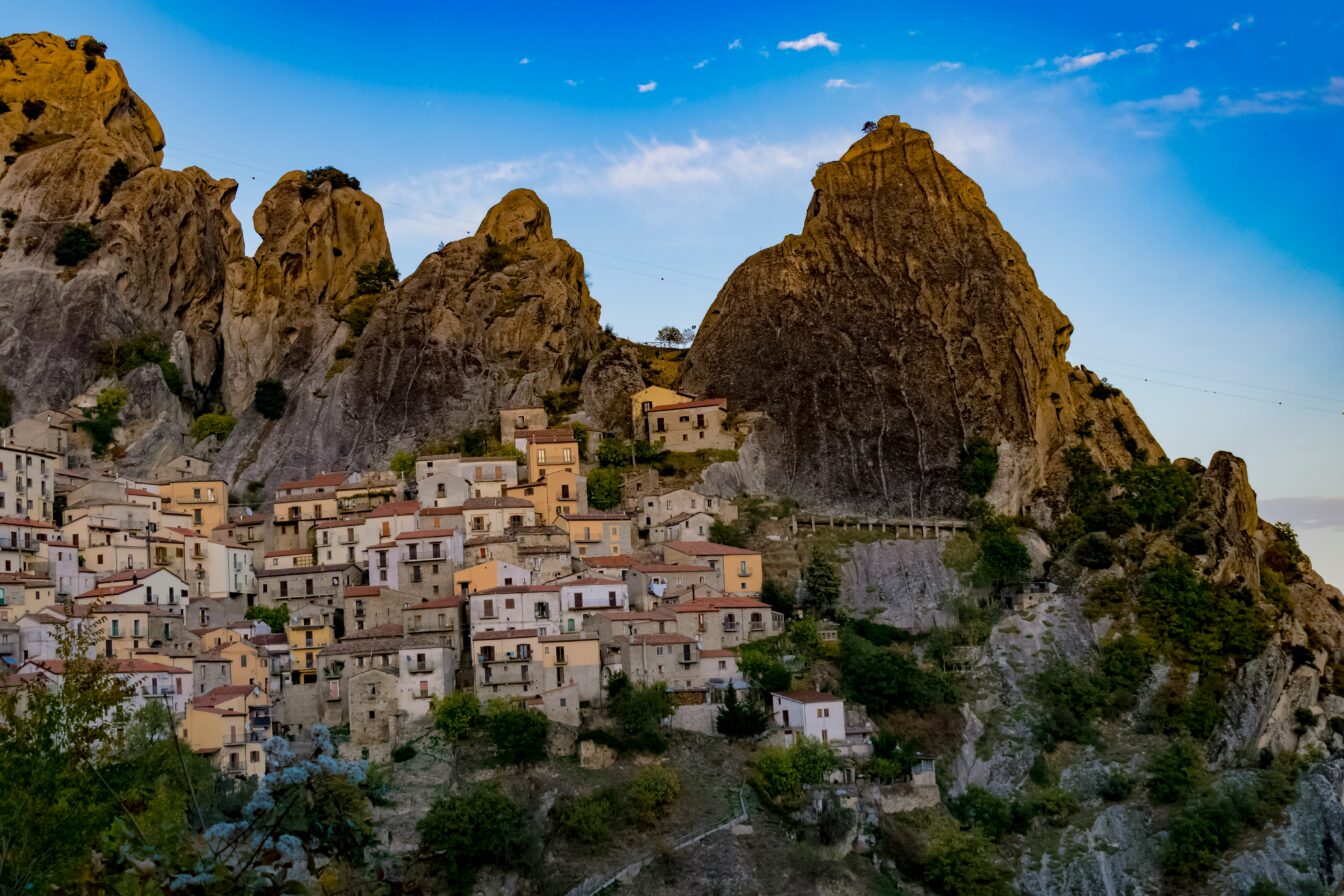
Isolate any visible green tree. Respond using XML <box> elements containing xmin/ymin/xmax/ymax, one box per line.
<box><xmin>607</xmin><ymin>673</ymin><xmax>674</xmax><ymax>750</ymax></box>
<box><xmin>77</xmin><ymin>386</ymin><xmax>128</xmax><ymax>457</ymax></box>
<box><xmin>190</xmin><ymin>412</ymin><xmax>237</xmax><ymax>442</ymax></box>
<box><xmin>715</xmin><ymin>686</ymin><xmax>770</xmax><ymax>739</ymax></box>
<box><xmin>737</xmin><ymin>643</ymin><xmax>792</xmax><ymax>698</ymax></box>
<box><xmin>390</xmin><ymin>449</ymin><xmax>416</xmax><ymax>480</ymax></box>
<box><xmin>587</xmin><ymin>466</ymin><xmax>623</xmax><ymax>510</ymax></box>
<box><xmin>626</xmin><ymin>765</ymin><xmax>681</xmax><ymax>825</ymax></box>
<box><xmin>751</xmin><ymin>747</ymin><xmax>802</xmax><ymax>801</ymax></box>
<box><xmin>801</xmin><ymin>547</ymin><xmax>841</xmax><ymax>616</ymax></box>
<box><xmin>418</xmin><ymin>784</ymin><xmax>534</xmax><ymax>893</ymax></box>
<box><xmin>1147</xmin><ymin>738</ymin><xmax>1207</xmax><ymax>804</ymax></box>
<box><xmin>54</xmin><ymin>223</ymin><xmax>99</xmax><ymax>265</ymax></box>
<box><xmin>354</xmin><ymin>257</ymin><xmax>399</xmax><ymax>294</ymax></box>
<box><xmin>839</xmin><ymin>632</ymin><xmax>954</xmax><ymax>714</ymax></box>
<box><xmin>922</xmin><ymin>826</ymin><xmax>1012</xmax><ymax>896</ymax></box>
<box><xmin>1116</xmin><ymin>459</ymin><xmax>1196</xmax><ymax>530</ymax></box>
<box><xmin>553</xmin><ymin>787</ymin><xmax>618</xmax><ymax>844</ymax></box>
<box><xmin>244</xmin><ymin>604</ymin><xmax>289</xmax><ymax>631</ymax></box>
<box><xmin>708</xmin><ymin>519</ymin><xmax>748</xmax><ymax>548</ymax></box>
<box><xmin>655</xmin><ymin>325</ymin><xmax>686</xmax><ymax>347</ymax></box>
<box><xmin>960</xmin><ymin>436</ymin><xmax>999</xmax><ymax>497</ymax></box>
<box><xmin>597</xmin><ymin>436</ymin><xmax>630</xmax><ymax>468</ymax></box>
<box><xmin>253</xmin><ymin>377</ymin><xmax>287</xmax><ymax>419</ymax></box>
<box><xmin>972</xmin><ymin>523</ymin><xmax>1031</xmax><ymax>589</ymax></box>
<box><xmin>432</xmin><ymin>690</ymin><xmax>481</xmax><ymax>741</ymax></box>
<box><xmin>484</xmin><ymin>700</ymin><xmax>548</xmax><ymax>763</ymax></box>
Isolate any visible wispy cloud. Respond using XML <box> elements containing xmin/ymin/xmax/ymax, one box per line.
<box><xmin>693</xmin><ymin>59</ymin><xmax>709</xmax><ymax>70</ymax></box>
<box><xmin>564</xmin><ymin>79</ymin><xmax>579</xmax><ymax>87</ymax></box>
<box><xmin>778</xmin><ymin>32</ymin><xmax>841</xmax><ymax>54</ymax></box>
<box><xmin>1259</xmin><ymin>497</ymin><xmax>1344</xmax><ymax>530</ymax></box>
<box><xmin>1054</xmin><ymin>47</ymin><xmax>1128</xmax><ymax>73</ymax></box>
<box><xmin>728</xmin><ymin>38</ymin><xmax>742</xmax><ymax>50</ymax></box>
<box><xmin>519</xmin><ymin>57</ymin><xmax>530</xmax><ymax>65</ymax></box>
<box><xmin>1184</xmin><ymin>39</ymin><xmax>1201</xmax><ymax>49</ymax></box>
<box><xmin>1134</xmin><ymin>42</ymin><xmax>1159</xmax><ymax>54</ymax></box>
<box><xmin>1218</xmin><ymin>88</ymin><xmax>1308</xmax><ymax>116</ymax></box>
<box><xmin>1325</xmin><ymin>76</ymin><xmax>1344</xmax><ymax>106</ymax></box>
<box><xmin>929</xmin><ymin>61</ymin><xmax>963</xmax><ymax>72</ymax></box>
<box><xmin>637</xmin><ymin>81</ymin><xmax>658</xmax><ymax>93</ymax></box>
<box><xmin>824</xmin><ymin>78</ymin><xmax>858</xmax><ymax>90</ymax></box>
<box><xmin>1116</xmin><ymin>87</ymin><xmax>1203</xmax><ymax>114</ymax></box>
<box><xmin>1230</xmin><ymin>15</ymin><xmax>1255</xmax><ymax>31</ymax></box>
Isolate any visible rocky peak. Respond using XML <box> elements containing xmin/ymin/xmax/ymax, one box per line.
<box><xmin>220</xmin><ymin>169</ymin><xmax>391</xmax><ymax>412</ymax></box>
<box><xmin>680</xmin><ymin>115</ymin><xmax>1158</xmax><ymax>515</ymax></box>
<box><xmin>476</xmin><ymin>187</ymin><xmax>553</xmax><ymax>246</ymax></box>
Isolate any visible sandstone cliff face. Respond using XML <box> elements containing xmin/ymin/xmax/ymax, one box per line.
<box><xmin>679</xmin><ymin>115</ymin><xmax>1158</xmax><ymax>516</ymax></box>
<box><xmin>0</xmin><ymin>33</ymin><xmax>241</xmax><ymax>409</ymax></box>
<box><xmin>213</xmin><ymin>189</ymin><xmax>603</xmax><ymax>488</ymax></box>
<box><xmin>220</xmin><ymin>171</ymin><xmax>391</xmax><ymax>412</ymax></box>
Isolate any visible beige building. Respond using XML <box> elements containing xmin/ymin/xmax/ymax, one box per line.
<box><xmin>157</xmin><ymin>479</ymin><xmax>228</xmax><ymax>534</ymax></box>
<box><xmin>557</xmin><ymin>512</ymin><xmax>633</xmax><ymax>560</ymax></box>
<box><xmin>500</xmin><ymin>407</ymin><xmax>548</xmax><ymax>443</ymax></box>
<box><xmin>181</xmin><ymin>684</ymin><xmax>272</xmax><ymax>779</ymax></box>
<box><xmin>661</xmin><ymin>541</ymin><xmax>763</xmax><ymax>594</ymax></box>
<box><xmin>0</xmin><ymin>443</ymin><xmax>57</xmax><ymax>522</ymax></box>
<box><xmin>517</xmin><ymin>429</ymin><xmax>580</xmax><ymax>483</ymax></box>
<box><xmin>473</xmin><ymin>628</ymin><xmax>540</xmax><ymax>699</ymax></box>
<box><xmin>644</xmin><ymin>398</ymin><xmax>734</xmax><ymax>452</ymax></box>
<box><xmin>630</xmin><ymin>386</ymin><xmax>691</xmax><ymax>436</ymax></box>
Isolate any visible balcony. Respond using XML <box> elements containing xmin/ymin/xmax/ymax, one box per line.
<box><xmin>749</xmin><ymin>621</ymin><xmax>766</xmax><ymax>632</ymax></box>
<box><xmin>223</xmin><ymin>730</ymin><xmax>265</xmax><ymax>746</ymax></box>
<box><xmin>406</xmin><ymin>659</ymin><xmax>436</xmax><ymax>674</ymax></box>
<box><xmin>407</xmin><ymin>622</ymin><xmax>454</xmax><ymax>634</ymax></box>
<box><xmin>678</xmin><ymin>652</ymin><xmax>697</xmax><ymax>666</ymax></box>
<box><xmin>571</xmin><ymin>597</ymin><xmax>622</xmax><ymax>611</ymax></box>
<box><xmin>481</xmin><ymin>664</ymin><xmax>531</xmax><ymax>685</ymax></box>
<box><xmin>0</xmin><ymin>537</ymin><xmax>37</xmax><ymax>552</ymax></box>
<box><xmin>722</xmin><ymin>621</ymin><xmax>739</xmax><ymax>633</ymax></box>
<box><xmin>553</xmin><ymin>652</ymin><xmax>568</xmax><ymax>666</ymax></box>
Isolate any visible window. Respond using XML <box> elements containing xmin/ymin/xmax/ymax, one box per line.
<box><xmin>537</xmin><ymin>449</ymin><xmax>546</xmax><ymax>464</ymax></box>
<box><xmin>562</xmin><ymin>448</ymin><xmax>572</xmax><ymax>463</ymax></box>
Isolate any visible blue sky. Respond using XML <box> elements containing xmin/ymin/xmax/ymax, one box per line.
<box><xmin>15</xmin><ymin>2</ymin><xmax>1344</xmax><ymax>583</ymax></box>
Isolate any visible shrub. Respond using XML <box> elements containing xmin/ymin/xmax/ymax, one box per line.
<box><xmin>960</xmin><ymin>435</ymin><xmax>999</xmax><ymax>497</ymax></box>
<box><xmin>354</xmin><ymin>257</ymin><xmax>398</xmax><ymax>294</ymax></box>
<box><xmin>596</xmin><ymin>437</ymin><xmax>629</xmax><ymax>468</ymax></box>
<box><xmin>1146</xmin><ymin>738</ymin><xmax>1206</xmax><ymax>804</ymax></box>
<box><xmin>1090</xmin><ymin>378</ymin><xmax>1121</xmax><ymax>399</ymax></box>
<box><xmin>54</xmin><ymin>223</ymin><xmax>99</xmax><ymax>265</ymax></box>
<box><xmin>586</xmin><ymin>466</ymin><xmax>622</xmax><ymax>510</ymax></box>
<box><xmin>299</xmin><ymin>166</ymin><xmax>360</xmax><ymax>200</ymax></box>
<box><xmin>1064</xmin><ymin>445</ymin><xmax>1111</xmax><ymax>514</ymax></box>
<box><xmin>971</xmin><ymin>519</ymin><xmax>1031</xmax><ymax>589</ymax></box>
<box><xmin>1263</xmin><ymin>522</ymin><xmax>1305</xmax><ymax>581</ymax></box>
<box><xmin>760</xmin><ymin>579</ymin><xmax>795</xmax><ymax>616</ymax></box>
<box><xmin>253</xmin><ymin>378</ymin><xmax>287</xmax><ymax>419</ymax></box>
<box><xmin>0</xmin><ymin>42</ymin><xmax>14</xmax><ymax>62</ymax></box>
<box><xmin>606</xmin><ymin>674</ymin><xmax>673</xmax><ymax>750</ymax></box>
<box><xmin>479</xmin><ymin>237</ymin><xmax>525</xmax><ymax>275</ymax></box>
<box><xmin>432</xmin><ymin>691</ymin><xmax>480</xmax><ymax>741</ymax></box>
<box><xmin>417</xmin><ymin>784</ymin><xmax>534</xmax><ymax>893</ymax></box>
<box><xmin>817</xmin><ymin>800</ymin><xmax>855</xmax><ymax>845</ymax></box>
<box><xmin>22</xmin><ymin>99</ymin><xmax>46</xmax><ymax>120</ymax></box>
<box><xmin>484</xmin><ymin>700</ymin><xmax>548</xmax><ymax>764</ymax></box>
<box><xmin>190</xmin><ymin>413</ymin><xmax>236</xmax><ymax>442</ymax></box>
<box><xmin>389</xmin><ymin>450</ymin><xmax>415</xmax><ymax>481</ymax></box>
<box><xmin>948</xmin><ymin>786</ymin><xmax>1032</xmax><ymax>841</ymax></box>
<box><xmin>82</xmin><ymin>38</ymin><xmax>107</xmax><ymax>58</ymax></box>
<box><xmin>715</xmin><ymin>686</ymin><xmax>770</xmax><ymax>739</ymax></box>
<box><xmin>923</xmin><ymin>826</ymin><xmax>1012</xmax><ymax>896</ymax></box>
<box><xmin>1175</xmin><ymin>522</ymin><xmax>1208</xmax><ymax>555</ymax></box>
<box><xmin>751</xmin><ymin>747</ymin><xmax>801</xmax><ymax>801</ymax></box>
<box><xmin>1027</xmin><ymin>786</ymin><xmax>1078</xmax><ymax>823</ymax></box>
<box><xmin>553</xmin><ymin>788</ymin><xmax>618</xmax><ymax>844</ymax></box>
<box><xmin>840</xmin><ymin>632</ymin><xmax>955</xmax><ymax>714</ymax></box>
<box><xmin>708</xmin><ymin>519</ymin><xmax>747</xmax><ymax>548</ymax></box>
<box><xmin>243</xmin><ymin>604</ymin><xmax>288</xmax><ymax>632</ymax></box>
<box><xmin>1139</xmin><ymin>555</ymin><xmax>1272</xmax><ymax>673</ymax></box>
<box><xmin>1100</xmin><ymin>770</ymin><xmax>1135</xmax><ymax>802</ymax></box>
<box><xmin>1116</xmin><ymin>460</ymin><xmax>1196</xmax><ymax>530</ymax></box>
<box><xmin>1096</xmin><ymin>632</ymin><xmax>1155</xmax><ymax>714</ymax></box>
<box><xmin>1074</xmin><ymin>533</ymin><xmax>1115</xmax><ymax>569</ymax></box>
<box><xmin>1294</xmin><ymin>707</ymin><xmax>1318</xmax><ymax>732</ymax></box>
<box><xmin>627</xmin><ymin>765</ymin><xmax>681</xmax><ymax>825</ymax></box>
<box><xmin>789</xmin><ymin>737</ymin><xmax>837</xmax><ymax>785</ymax></box>
<box><xmin>338</xmin><ymin>293</ymin><xmax>378</xmax><ymax>339</ymax></box>
<box><xmin>391</xmin><ymin>742</ymin><xmax>416</xmax><ymax>763</ymax></box>
<box><xmin>1032</xmin><ymin>658</ymin><xmax>1103</xmax><ymax>748</ymax></box>
<box><xmin>737</xmin><ymin>646</ymin><xmax>792</xmax><ymax>698</ymax></box>
<box><xmin>77</xmin><ymin>387</ymin><xmax>128</xmax><ymax>457</ymax></box>
<box><xmin>97</xmin><ymin>158</ymin><xmax>130</xmax><ymax>204</ymax></box>
<box><xmin>1085</xmin><ymin>576</ymin><xmax>1128</xmax><ymax>617</ymax></box>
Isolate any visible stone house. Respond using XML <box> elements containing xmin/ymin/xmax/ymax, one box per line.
<box><xmin>348</xmin><ymin>666</ymin><xmax>400</xmax><ymax>746</ymax></box>
<box><xmin>469</xmin><ymin>584</ymin><xmax>562</xmax><ymax>638</ymax></box>
<box><xmin>643</xmin><ymin>398</ymin><xmax>734</xmax><ymax>452</ymax></box>
<box><xmin>499</xmin><ymin>407</ymin><xmax>548</xmax><ymax>443</ymax></box>
<box><xmin>473</xmin><ymin>628</ymin><xmax>540</xmax><ymax>700</ymax></box>
<box><xmin>557</xmin><ymin>512</ymin><xmax>633</xmax><ymax>560</ymax></box>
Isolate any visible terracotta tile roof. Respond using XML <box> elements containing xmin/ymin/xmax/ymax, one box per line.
<box><xmin>648</xmin><ymin>398</ymin><xmax>727</xmax><ymax>413</ymax></box>
<box><xmin>395</xmin><ymin>529</ymin><xmax>455</xmax><ymax>540</ymax></box>
<box><xmin>341</xmin><ymin>623</ymin><xmax>404</xmax><ymax>640</ymax></box>
<box><xmin>774</xmin><ymin>689</ymin><xmax>842</xmax><ymax>704</ymax></box>
<box><xmin>369</xmin><ymin>500</ymin><xmax>420</xmax><ymax>518</ymax></box>
<box><xmin>232</xmin><ymin>514</ymin><xmax>269</xmax><ymax>525</ymax></box>
<box><xmin>265</xmin><ymin>548</ymin><xmax>313</xmax><ymax>557</ymax></box>
<box><xmin>402</xmin><ymin>596</ymin><xmax>463</xmax><ymax>610</ymax></box>
<box><xmin>315</xmin><ymin>517</ymin><xmax>365</xmax><ymax>529</ymax></box>
<box><xmin>100</xmin><ymin>567</ymin><xmax>181</xmax><ymax>582</ymax></box>
<box><xmin>669</xmin><ymin>596</ymin><xmax>770</xmax><ymax>613</ymax></box>
<box><xmin>191</xmin><ymin>684</ymin><xmax>257</xmax><ymax>707</ymax></box>
<box><xmin>630</xmin><ymin>633</ymin><xmax>696</xmax><ymax>646</ymax></box>
<box><xmin>661</xmin><ymin>541</ymin><xmax>758</xmax><ymax>557</ymax></box>
<box><xmin>630</xmin><ymin>561</ymin><xmax>714</xmax><ymax>574</ymax></box>
<box><xmin>514</xmin><ymin>428</ymin><xmax>576</xmax><ymax>443</ymax></box>
<box><xmin>0</xmin><ymin>517</ymin><xmax>55</xmax><ymax>530</ymax></box>
<box><xmin>473</xmin><ymin>628</ymin><xmax>539</xmax><ymax>642</ymax></box>
<box><xmin>74</xmin><ymin>583</ymin><xmax>138</xmax><ymax>600</ymax></box>
<box><xmin>561</xmin><ymin>576</ymin><xmax>625</xmax><ymax>587</ymax></box>
<box><xmin>464</xmin><ymin>496</ymin><xmax>535</xmax><ymax>510</ymax></box>
<box><xmin>473</xmin><ymin>584</ymin><xmax>559</xmax><ymax>596</ymax></box>
<box><xmin>465</xmin><ymin>534</ymin><xmax>514</xmax><ymax>546</ymax></box>
<box><xmin>344</xmin><ymin>585</ymin><xmax>383</xmax><ymax>598</ymax></box>
<box><xmin>559</xmin><ymin>512</ymin><xmax>630</xmax><ymax>522</ymax></box>
<box><xmin>277</xmin><ymin>472</ymin><xmax>349</xmax><ymax>491</ymax></box>
<box><xmin>421</xmin><ymin>506</ymin><xmax>463</xmax><ymax>516</ymax></box>
<box><xmin>33</xmin><ymin>658</ymin><xmax>188</xmax><ymax>675</ymax></box>
<box><xmin>594</xmin><ymin>609</ymin><xmax>676</xmax><ymax>621</ymax></box>
<box><xmin>700</xmin><ymin>649</ymin><xmax>736</xmax><ymax>658</ymax></box>
<box><xmin>250</xmin><ymin>633</ymin><xmax>289</xmax><ymax>646</ymax></box>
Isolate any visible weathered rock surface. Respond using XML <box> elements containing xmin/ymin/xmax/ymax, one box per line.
<box><xmin>0</xmin><ymin>33</ymin><xmax>240</xmax><ymax>410</ymax></box>
<box><xmin>214</xmin><ymin>188</ymin><xmax>603</xmax><ymax>488</ymax></box>
<box><xmin>840</xmin><ymin>538</ymin><xmax>964</xmax><ymax>631</ymax></box>
<box><xmin>679</xmin><ymin>115</ymin><xmax>1158</xmax><ymax>516</ymax></box>
<box><xmin>579</xmin><ymin>343</ymin><xmax>644</xmax><ymax>429</ymax></box>
<box><xmin>220</xmin><ymin>171</ymin><xmax>391</xmax><ymax>412</ymax></box>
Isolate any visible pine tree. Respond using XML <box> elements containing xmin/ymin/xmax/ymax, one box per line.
<box><xmin>802</xmin><ymin>547</ymin><xmax>841</xmax><ymax>617</ymax></box>
<box><xmin>715</xmin><ymin>686</ymin><xmax>770</xmax><ymax>739</ymax></box>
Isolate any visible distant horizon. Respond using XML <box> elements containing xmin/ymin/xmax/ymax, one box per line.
<box><xmin>9</xmin><ymin>1</ymin><xmax>1343</xmax><ymax>585</ymax></box>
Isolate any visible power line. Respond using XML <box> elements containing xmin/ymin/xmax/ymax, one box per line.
<box><xmin>1095</xmin><ymin>370</ymin><xmax>1342</xmax><ymax>416</ymax></box>
<box><xmin>1077</xmin><ymin>354</ymin><xmax>1343</xmax><ymax>404</ymax></box>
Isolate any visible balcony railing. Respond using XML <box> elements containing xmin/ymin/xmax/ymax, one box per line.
<box><xmin>571</xmin><ymin>597</ymin><xmax>622</xmax><ymax>610</ymax></box>
<box><xmin>408</xmin><ymin>622</ymin><xmax>454</xmax><ymax>634</ymax></box>
<box><xmin>406</xmin><ymin>659</ymin><xmax>436</xmax><ymax>674</ymax></box>
<box><xmin>722</xmin><ymin>621</ymin><xmax>739</xmax><ymax>632</ymax></box>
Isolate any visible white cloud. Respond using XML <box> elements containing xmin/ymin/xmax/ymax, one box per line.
<box><xmin>1324</xmin><ymin>76</ymin><xmax>1344</xmax><ymax>106</ymax></box>
<box><xmin>1184</xmin><ymin>39</ymin><xmax>1201</xmax><ymax>49</ymax></box>
<box><xmin>1217</xmin><ymin>89</ymin><xmax>1307</xmax><ymax>116</ymax></box>
<box><xmin>637</xmin><ymin>81</ymin><xmax>658</xmax><ymax>93</ymax></box>
<box><xmin>929</xmin><ymin>61</ymin><xmax>963</xmax><ymax>72</ymax></box>
<box><xmin>728</xmin><ymin>38</ymin><xmax>742</xmax><ymax>50</ymax></box>
<box><xmin>1134</xmin><ymin>42</ymin><xmax>1159</xmax><ymax>54</ymax></box>
<box><xmin>1116</xmin><ymin>87</ymin><xmax>1202</xmax><ymax>113</ymax></box>
<box><xmin>564</xmin><ymin>79</ymin><xmax>579</xmax><ymax>87</ymax></box>
<box><xmin>693</xmin><ymin>59</ymin><xmax>709</xmax><ymax>70</ymax></box>
<box><xmin>1054</xmin><ymin>48</ymin><xmax>1127</xmax><ymax>73</ymax></box>
<box><xmin>519</xmin><ymin>57</ymin><xmax>530</xmax><ymax>65</ymax></box>
<box><xmin>777</xmin><ymin>32</ymin><xmax>841</xmax><ymax>54</ymax></box>
<box><xmin>825</xmin><ymin>78</ymin><xmax>858</xmax><ymax>90</ymax></box>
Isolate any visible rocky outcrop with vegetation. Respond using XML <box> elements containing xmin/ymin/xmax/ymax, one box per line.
<box><xmin>680</xmin><ymin>115</ymin><xmax>1159</xmax><ymax>516</ymax></box>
